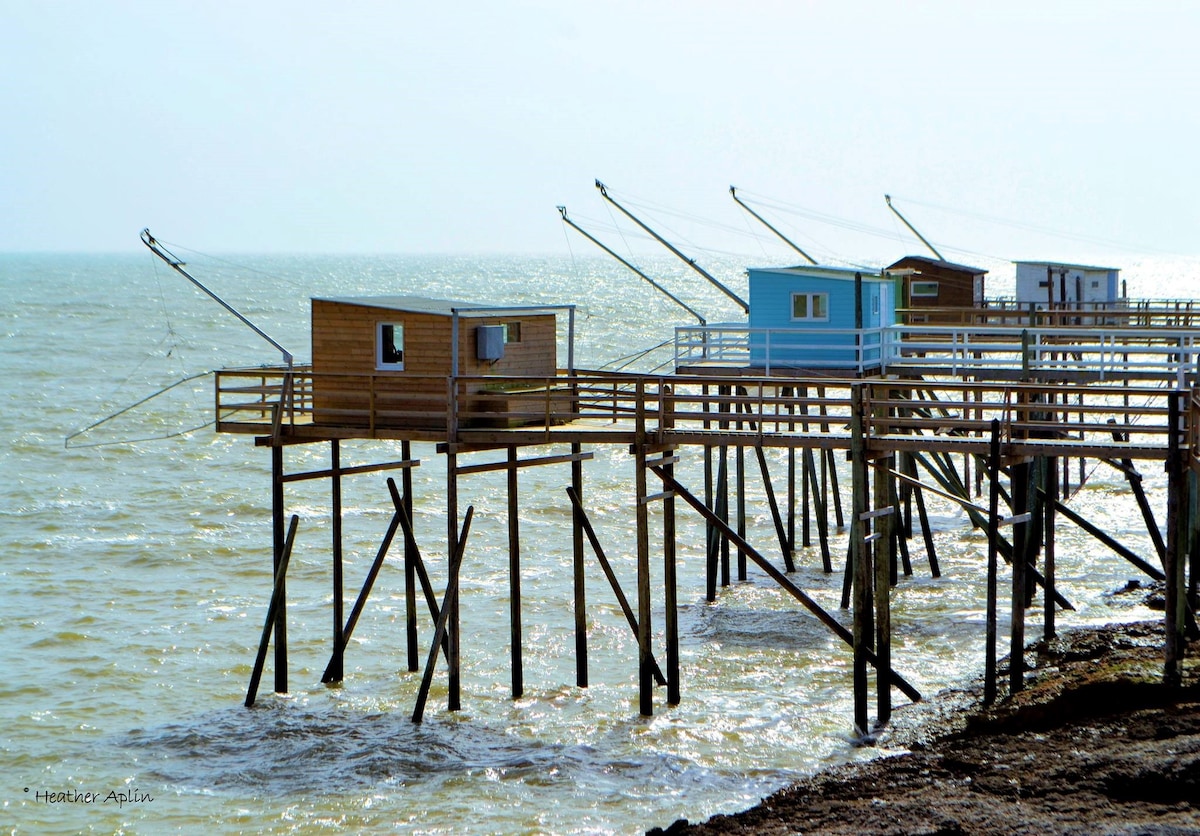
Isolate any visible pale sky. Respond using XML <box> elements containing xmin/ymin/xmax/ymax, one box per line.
<box><xmin>3</xmin><ymin>1</ymin><xmax>1197</xmax><ymax>266</ymax></box>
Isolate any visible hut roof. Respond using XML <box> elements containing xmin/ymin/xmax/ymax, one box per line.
<box><xmin>1013</xmin><ymin>261</ymin><xmax>1119</xmax><ymax>273</ymax></box>
<box><xmin>748</xmin><ymin>264</ymin><xmax>886</xmax><ymax>282</ymax></box>
<box><xmin>313</xmin><ymin>295</ymin><xmax>553</xmax><ymax>317</ymax></box>
<box><xmin>886</xmin><ymin>255</ymin><xmax>988</xmax><ymax>276</ymax></box>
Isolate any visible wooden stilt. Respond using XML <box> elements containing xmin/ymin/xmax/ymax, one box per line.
<box><xmin>664</xmin><ymin>449</ymin><xmax>681</xmax><ymax>705</ymax></box>
<box><xmin>912</xmin><ymin>471</ymin><xmax>940</xmax><ymax>578</ymax></box>
<box><xmin>1010</xmin><ymin>460</ymin><xmax>1029</xmax><ymax>695</ymax></box>
<box><xmin>635</xmin><ymin>382</ymin><xmax>654</xmax><ymax>717</ymax></box>
<box><xmin>330</xmin><ymin>440</ymin><xmax>344</xmax><ymax>684</ymax></box>
<box><xmin>412</xmin><ymin>508</ymin><xmax>474</xmax><ymax>723</ymax></box>
<box><xmin>874</xmin><ymin>454</ymin><xmax>894</xmax><ymax>726</ymax></box>
<box><xmin>818</xmin><ymin>387</ymin><xmax>844</xmax><ymax>529</ymax></box>
<box><xmin>271</xmin><ymin>444</ymin><xmax>288</xmax><ymax>694</ymax></box>
<box><xmin>508</xmin><ymin>446</ymin><xmax>523</xmax><ymax>699</ymax></box>
<box><xmin>736</xmin><ymin>437</ymin><xmax>747</xmax><ymax>581</ymax></box>
<box><xmin>572</xmin><ymin>441</ymin><xmax>588</xmax><ymax>688</ymax></box>
<box><xmin>754</xmin><ymin>445</ymin><xmax>794</xmax><ymax>572</ymax></box>
<box><xmin>703</xmin><ymin>388</ymin><xmax>717</xmax><ymax>601</ymax></box>
<box><xmin>984</xmin><ymin>420</ymin><xmax>1001</xmax><ymax>706</ymax></box>
<box><xmin>1165</xmin><ymin>391</ymin><xmax>1185</xmax><ymax>687</ymax></box>
<box><xmin>799</xmin><ymin>444</ymin><xmax>809</xmax><ymax>549</ymax></box>
<box><xmin>446</xmin><ymin>451</ymin><xmax>461</xmax><ymax>711</ymax></box>
<box><xmin>719</xmin><ymin>443</ymin><xmax>731</xmax><ymax>588</ymax></box>
<box><xmin>850</xmin><ymin>385</ymin><xmax>873</xmax><ymax>733</ymax></box>
<box><xmin>403</xmin><ymin>440</ymin><xmax>418</xmax><ymax>672</ymax></box>
<box><xmin>246</xmin><ymin>514</ymin><xmax>299</xmax><ymax>707</ymax></box>
<box><xmin>1044</xmin><ymin>457</ymin><xmax>1058</xmax><ymax>641</ymax></box>
<box><xmin>806</xmin><ymin>447</ymin><xmax>832</xmax><ymax>572</ymax></box>
<box><xmin>705</xmin><ymin>445</ymin><xmax>718</xmax><ymax>602</ymax></box>
<box><xmin>840</xmin><ymin>536</ymin><xmax>853</xmax><ymax>610</ymax></box>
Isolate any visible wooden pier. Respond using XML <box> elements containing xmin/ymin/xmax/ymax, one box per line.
<box><xmin>220</xmin><ymin>366</ymin><xmax>1199</xmax><ymax>728</ymax></box>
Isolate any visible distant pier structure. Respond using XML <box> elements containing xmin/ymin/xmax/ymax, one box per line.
<box><xmin>214</xmin><ymin>283</ymin><xmax>1199</xmax><ymax>732</ymax></box>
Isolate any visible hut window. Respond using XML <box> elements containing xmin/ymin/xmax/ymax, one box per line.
<box><xmin>503</xmin><ymin>322</ymin><xmax>522</xmax><ymax>343</ymax></box>
<box><xmin>911</xmin><ymin>281</ymin><xmax>939</xmax><ymax>298</ymax></box>
<box><xmin>791</xmin><ymin>292</ymin><xmax>829</xmax><ymax>322</ymax></box>
<box><xmin>377</xmin><ymin>322</ymin><xmax>405</xmax><ymax>370</ymax></box>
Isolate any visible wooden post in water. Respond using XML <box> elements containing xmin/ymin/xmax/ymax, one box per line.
<box><xmin>1009</xmin><ymin>459</ymin><xmax>1029</xmax><ymax>695</ymax></box>
<box><xmin>246</xmin><ymin>514</ymin><xmax>299</xmax><ymax>707</ymax></box>
<box><xmin>664</xmin><ymin>447</ymin><xmax>681</xmax><ymax>705</ymax></box>
<box><xmin>873</xmin><ymin>451</ymin><xmax>894</xmax><ymax>726</ymax></box>
<box><xmin>984</xmin><ymin>419</ymin><xmax>1001</xmax><ymax>705</ymax></box>
<box><xmin>412</xmin><ymin>508</ymin><xmax>474</xmax><ymax>723</ymax></box>
<box><xmin>736</xmin><ymin>433</ymin><xmax>747</xmax><ymax>581</ymax></box>
<box><xmin>330</xmin><ymin>440</ymin><xmax>344</xmax><ymax>684</ymax></box>
<box><xmin>271</xmin><ymin>444</ymin><xmax>288</xmax><ymax>694</ymax></box>
<box><xmin>1165</xmin><ymin>391</ymin><xmax>1185</xmax><ymax>687</ymax></box>
<box><xmin>849</xmin><ymin>384</ymin><xmax>873</xmax><ymax>733</ymax></box>
<box><xmin>508</xmin><ymin>446</ymin><xmax>523</xmax><ymax>698</ymax></box>
<box><xmin>635</xmin><ymin>380</ymin><xmax>654</xmax><ymax>716</ymax></box>
<box><xmin>572</xmin><ymin>441</ymin><xmax>588</xmax><ymax>688</ymax></box>
<box><xmin>404</xmin><ymin>440</ymin><xmax>419</xmax><ymax>671</ymax></box>
<box><xmin>703</xmin><ymin>387</ymin><xmax>716</xmax><ymax>602</ymax></box>
<box><xmin>446</xmin><ymin>450</ymin><xmax>462</xmax><ymax>711</ymax></box>
<box><xmin>1044</xmin><ymin>457</ymin><xmax>1058</xmax><ymax>641</ymax></box>
<box><xmin>788</xmin><ymin>391</ymin><xmax>802</xmax><ymax>551</ymax></box>
<box><xmin>719</xmin><ymin>386</ymin><xmax>731</xmax><ymax>588</ymax></box>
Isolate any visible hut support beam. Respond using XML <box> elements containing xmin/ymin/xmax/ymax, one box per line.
<box><xmin>271</xmin><ymin>444</ymin><xmax>288</xmax><ymax>694</ymax></box>
<box><xmin>572</xmin><ymin>442</ymin><xmax>588</xmax><ymax>688</ymax></box>
<box><xmin>403</xmin><ymin>441</ymin><xmax>418</xmax><ymax>671</ymax></box>
<box><xmin>412</xmin><ymin>508</ymin><xmax>474</xmax><ymax>722</ymax></box>
<box><xmin>1009</xmin><ymin>460</ymin><xmax>1030</xmax><ymax>695</ymax></box>
<box><xmin>1044</xmin><ymin>457</ymin><xmax>1058</xmax><ymax>641</ymax></box>
<box><xmin>446</xmin><ymin>452</ymin><xmax>462</xmax><ymax>711</ymax></box>
<box><xmin>508</xmin><ymin>446</ymin><xmax>523</xmax><ymax>699</ymax></box>
<box><xmin>246</xmin><ymin>514</ymin><xmax>299</xmax><ymax>707</ymax></box>
<box><xmin>330</xmin><ymin>440</ymin><xmax>344</xmax><ymax>684</ymax></box>
<box><xmin>663</xmin><ymin>450</ymin><xmax>681</xmax><ymax>705</ymax></box>
<box><xmin>985</xmin><ymin>420</ymin><xmax>1002</xmax><ymax>706</ymax></box>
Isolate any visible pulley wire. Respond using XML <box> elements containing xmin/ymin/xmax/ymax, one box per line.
<box><xmin>64</xmin><ymin>371</ymin><xmax>215</xmax><ymax>448</ymax></box>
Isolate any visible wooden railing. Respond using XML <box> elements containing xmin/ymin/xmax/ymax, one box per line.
<box><xmin>214</xmin><ymin>367</ymin><xmax>1189</xmax><ymax>459</ymax></box>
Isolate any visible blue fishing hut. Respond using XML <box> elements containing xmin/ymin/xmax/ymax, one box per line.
<box><xmin>746</xmin><ymin>264</ymin><xmax>897</xmax><ymax>372</ymax></box>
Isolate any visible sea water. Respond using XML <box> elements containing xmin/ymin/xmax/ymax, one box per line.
<box><xmin>0</xmin><ymin>249</ymin><xmax>1189</xmax><ymax>834</ymax></box>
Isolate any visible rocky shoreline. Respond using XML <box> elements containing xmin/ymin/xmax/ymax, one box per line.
<box><xmin>655</xmin><ymin>621</ymin><xmax>1199</xmax><ymax>835</ymax></box>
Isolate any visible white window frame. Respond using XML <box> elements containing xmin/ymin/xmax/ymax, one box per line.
<box><xmin>910</xmin><ymin>280</ymin><xmax>939</xmax><ymax>299</ymax></box>
<box><xmin>376</xmin><ymin>321</ymin><xmax>405</xmax><ymax>370</ymax></box>
<box><xmin>790</xmin><ymin>292</ymin><xmax>829</xmax><ymax>322</ymax></box>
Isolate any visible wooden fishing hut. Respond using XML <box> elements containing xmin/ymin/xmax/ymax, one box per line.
<box><xmin>309</xmin><ymin>295</ymin><xmax>570</xmax><ymax>431</ymax></box>
<box><xmin>675</xmin><ymin>265</ymin><xmax>899</xmax><ymax>376</ymax></box>
<box><xmin>1015</xmin><ymin>261</ymin><xmax>1122</xmax><ymax>307</ymax></box>
<box><xmin>888</xmin><ymin>255</ymin><xmax>987</xmax><ymax>322</ymax></box>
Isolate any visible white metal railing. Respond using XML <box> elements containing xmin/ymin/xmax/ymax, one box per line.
<box><xmin>674</xmin><ymin>324</ymin><xmax>1200</xmax><ymax>385</ymax></box>
<box><xmin>674</xmin><ymin>325</ymin><xmax>894</xmax><ymax>376</ymax></box>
